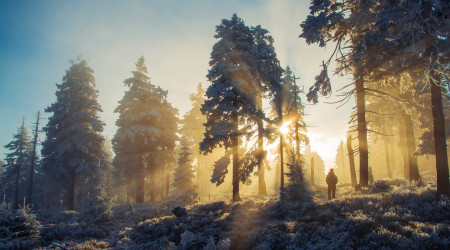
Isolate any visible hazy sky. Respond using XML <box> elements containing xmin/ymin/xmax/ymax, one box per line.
<box><xmin>0</xmin><ymin>0</ymin><xmax>354</xmax><ymax>169</ymax></box>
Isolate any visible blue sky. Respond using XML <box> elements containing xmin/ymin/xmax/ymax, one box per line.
<box><xmin>0</xmin><ymin>0</ymin><xmax>354</xmax><ymax>168</ymax></box>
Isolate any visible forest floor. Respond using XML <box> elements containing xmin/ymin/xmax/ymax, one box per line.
<box><xmin>1</xmin><ymin>176</ymin><xmax>450</xmax><ymax>249</ymax></box>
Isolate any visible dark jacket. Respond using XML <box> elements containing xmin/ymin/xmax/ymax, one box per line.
<box><xmin>326</xmin><ymin>172</ymin><xmax>338</xmax><ymax>186</ymax></box>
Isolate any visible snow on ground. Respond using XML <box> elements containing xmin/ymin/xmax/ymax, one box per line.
<box><xmin>1</xmin><ymin>178</ymin><xmax>449</xmax><ymax>249</ymax></box>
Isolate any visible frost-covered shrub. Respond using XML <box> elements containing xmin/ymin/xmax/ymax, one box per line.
<box><xmin>114</xmin><ymin>201</ymin><xmax>238</xmax><ymax>248</ymax></box>
<box><xmin>78</xmin><ymin>193</ymin><xmax>113</xmax><ymax>223</ymax></box>
<box><xmin>194</xmin><ymin>201</ymin><xmax>226</xmax><ymax>215</ymax></box>
<box><xmin>368</xmin><ymin>180</ymin><xmax>391</xmax><ymax>193</ymax></box>
<box><xmin>111</xmin><ymin>202</ymin><xmax>171</xmax><ymax>224</ymax></box>
<box><xmin>26</xmin><ymin>182</ymin><xmax>450</xmax><ymax>249</ymax></box>
<box><xmin>49</xmin><ymin>240</ymin><xmax>110</xmax><ymax>249</ymax></box>
<box><xmin>40</xmin><ymin>222</ymin><xmax>108</xmax><ymax>244</ymax></box>
<box><xmin>36</xmin><ymin>209</ymin><xmax>78</xmax><ymax>224</ymax></box>
<box><xmin>0</xmin><ymin>206</ymin><xmax>41</xmax><ymax>249</ymax></box>
<box><xmin>111</xmin><ymin>183</ymin><xmax>449</xmax><ymax>249</ymax></box>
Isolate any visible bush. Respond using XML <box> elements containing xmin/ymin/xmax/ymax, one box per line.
<box><xmin>0</xmin><ymin>206</ymin><xmax>41</xmax><ymax>249</ymax></box>
<box><xmin>40</xmin><ymin>222</ymin><xmax>108</xmax><ymax>244</ymax></box>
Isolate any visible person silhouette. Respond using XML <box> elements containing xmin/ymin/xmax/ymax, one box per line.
<box><xmin>326</xmin><ymin>169</ymin><xmax>338</xmax><ymax>200</ymax></box>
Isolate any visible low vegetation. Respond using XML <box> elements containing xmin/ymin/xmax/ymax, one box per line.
<box><xmin>1</xmin><ymin>180</ymin><xmax>448</xmax><ymax>249</ymax></box>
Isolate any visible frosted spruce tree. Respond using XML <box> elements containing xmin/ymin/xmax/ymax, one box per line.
<box><xmin>180</xmin><ymin>83</ymin><xmax>206</xmax><ymax>152</ymax></box>
<box><xmin>201</xmin><ymin>14</ymin><xmax>260</xmax><ymax>202</ymax></box>
<box><xmin>113</xmin><ymin>56</ymin><xmax>177</xmax><ymax>203</ymax></box>
<box><xmin>0</xmin><ymin>159</ymin><xmax>5</xmax><ymax>180</ymax></box>
<box><xmin>170</xmin><ymin>137</ymin><xmax>197</xmax><ymax>205</ymax></box>
<box><xmin>280</xmin><ymin>66</ymin><xmax>308</xmax><ymax>181</ymax></box>
<box><xmin>3</xmin><ymin>118</ymin><xmax>31</xmax><ymax>210</ymax></box>
<box><xmin>179</xmin><ymin>83</ymin><xmax>209</xmax><ymax>195</ymax></box>
<box><xmin>251</xmin><ymin>25</ymin><xmax>284</xmax><ymax>195</ymax></box>
<box><xmin>283</xmin><ymin>153</ymin><xmax>311</xmax><ymax>203</ymax></box>
<box><xmin>41</xmin><ymin>57</ymin><xmax>109</xmax><ymax>211</ymax></box>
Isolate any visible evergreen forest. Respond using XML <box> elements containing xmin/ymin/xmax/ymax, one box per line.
<box><xmin>0</xmin><ymin>1</ymin><xmax>449</xmax><ymax>249</ymax></box>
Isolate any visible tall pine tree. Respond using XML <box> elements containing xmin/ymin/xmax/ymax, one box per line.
<box><xmin>201</xmin><ymin>14</ymin><xmax>260</xmax><ymax>202</ymax></box>
<box><xmin>4</xmin><ymin>118</ymin><xmax>30</xmax><ymax>210</ymax></box>
<box><xmin>251</xmin><ymin>25</ymin><xmax>285</xmax><ymax>195</ymax></box>
<box><xmin>41</xmin><ymin>57</ymin><xmax>108</xmax><ymax>210</ymax></box>
<box><xmin>280</xmin><ymin>67</ymin><xmax>308</xmax><ymax>179</ymax></box>
<box><xmin>179</xmin><ymin>83</ymin><xmax>210</xmax><ymax>195</ymax></box>
<box><xmin>113</xmin><ymin>56</ymin><xmax>177</xmax><ymax>203</ymax></box>
<box><xmin>170</xmin><ymin>137</ymin><xmax>197</xmax><ymax>205</ymax></box>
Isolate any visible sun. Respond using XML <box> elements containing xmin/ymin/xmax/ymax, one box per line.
<box><xmin>279</xmin><ymin>122</ymin><xmax>290</xmax><ymax>135</ymax></box>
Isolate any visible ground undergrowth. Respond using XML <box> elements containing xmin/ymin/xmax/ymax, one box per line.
<box><xmin>1</xmin><ymin>179</ymin><xmax>449</xmax><ymax>249</ymax></box>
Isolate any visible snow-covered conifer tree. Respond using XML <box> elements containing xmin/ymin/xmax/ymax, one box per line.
<box><xmin>4</xmin><ymin>119</ymin><xmax>31</xmax><ymax>210</ymax></box>
<box><xmin>41</xmin><ymin>57</ymin><xmax>108</xmax><ymax>210</ymax></box>
<box><xmin>171</xmin><ymin>137</ymin><xmax>197</xmax><ymax>205</ymax></box>
<box><xmin>113</xmin><ymin>56</ymin><xmax>177</xmax><ymax>203</ymax></box>
<box><xmin>201</xmin><ymin>14</ymin><xmax>260</xmax><ymax>202</ymax></box>
<box><xmin>250</xmin><ymin>25</ymin><xmax>285</xmax><ymax>195</ymax></box>
<box><xmin>281</xmin><ymin>67</ymin><xmax>308</xmax><ymax>179</ymax></box>
<box><xmin>179</xmin><ymin>83</ymin><xmax>209</xmax><ymax>194</ymax></box>
<box><xmin>180</xmin><ymin>83</ymin><xmax>206</xmax><ymax>152</ymax></box>
<box><xmin>283</xmin><ymin>152</ymin><xmax>311</xmax><ymax>203</ymax></box>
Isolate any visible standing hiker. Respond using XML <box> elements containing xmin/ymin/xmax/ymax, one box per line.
<box><xmin>326</xmin><ymin>169</ymin><xmax>338</xmax><ymax>200</ymax></box>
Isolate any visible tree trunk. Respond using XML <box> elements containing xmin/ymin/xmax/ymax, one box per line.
<box><xmin>368</xmin><ymin>167</ymin><xmax>374</xmax><ymax>184</ymax></box>
<box><xmin>310</xmin><ymin>157</ymin><xmax>314</xmax><ymax>186</ymax></box>
<box><xmin>136</xmin><ymin>164</ymin><xmax>145</xmax><ymax>203</ymax></box>
<box><xmin>160</xmin><ymin>172</ymin><xmax>166</xmax><ymax>201</ymax></box>
<box><xmin>384</xmin><ymin>123</ymin><xmax>393</xmax><ymax>178</ymax></box>
<box><xmin>430</xmin><ymin>73</ymin><xmax>449</xmax><ymax>195</ymax></box>
<box><xmin>196</xmin><ymin>155</ymin><xmax>202</xmax><ymax>195</ymax></box>
<box><xmin>295</xmin><ymin>120</ymin><xmax>303</xmax><ymax>183</ymax></box>
<box><xmin>293</xmin><ymin>74</ymin><xmax>302</xmax><ymax>182</ymax></box>
<box><xmin>398</xmin><ymin>116</ymin><xmax>410</xmax><ymax>180</ymax></box>
<box><xmin>166</xmin><ymin>172</ymin><xmax>170</xmax><ymax>197</ymax></box>
<box><xmin>382</xmin><ymin>120</ymin><xmax>392</xmax><ymax>178</ymax></box>
<box><xmin>388</xmin><ymin>139</ymin><xmax>396</xmax><ymax>177</ymax></box>
<box><xmin>149</xmin><ymin>173</ymin><xmax>155</xmax><ymax>202</ymax></box>
<box><xmin>67</xmin><ymin>168</ymin><xmax>76</xmax><ymax>210</ymax></box>
<box><xmin>355</xmin><ymin>75</ymin><xmax>369</xmax><ymax>186</ymax></box>
<box><xmin>257</xmin><ymin>95</ymin><xmax>267</xmax><ymax>195</ymax></box>
<box><xmin>383</xmin><ymin>141</ymin><xmax>392</xmax><ymax>178</ymax></box>
<box><xmin>27</xmin><ymin>111</ymin><xmax>40</xmax><ymax>208</ymax></box>
<box><xmin>106</xmin><ymin>171</ymin><xmax>111</xmax><ymax>198</ymax></box>
<box><xmin>403</xmin><ymin>112</ymin><xmax>420</xmax><ymax>182</ymax></box>
<box><xmin>347</xmin><ymin>135</ymin><xmax>357</xmax><ymax>188</ymax></box>
<box><xmin>340</xmin><ymin>142</ymin><xmax>346</xmax><ymax>182</ymax></box>
<box><xmin>126</xmin><ymin>181</ymin><xmax>131</xmax><ymax>205</ymax></box>
<box><xmin>280</xmin><ymin>134</ymin><xmax>284</xmax><ymax>189</ymax></box>
<box><xmin>232</xmin><ymin>112</ymin><xmax>240</xmax><ymax>202</ymax></box>
<box><xmin>13</xmin><ymin>161</ymin><xmax>21</xmax><ymax>210</ymax></box>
